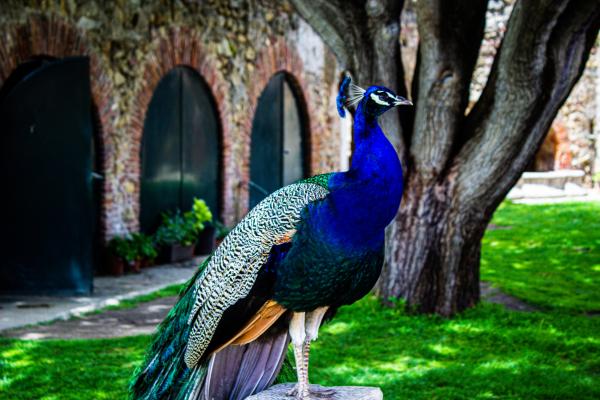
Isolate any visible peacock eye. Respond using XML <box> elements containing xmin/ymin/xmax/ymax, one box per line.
<box><xmin>369</xmin><ymin>92</ymin><xmax>391</xmax><ymax>106</ymax></box>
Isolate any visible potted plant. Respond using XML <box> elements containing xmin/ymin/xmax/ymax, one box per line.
<box><xmin>155</xmin><ymin>210</ymin><xmax>198</xmax><ymax>262</ymax></box>
<box><xmin>190</xmin><ymin>198</ymin><xmax>215</xmax><ymax>255</ymax></box>
<box><xmin>131</xmin><ymin>232</ymin><xmax>158</xmax><ymax>268</ymax></box>
<box><xmin>106</xmin><ymin>237</ymin><xmax>126</xmax><ymax>276</ymax></box>
<box><xmin>107</xmin><ymin>236</ymin><xmax>139</xmax><ymax>275</ymax></box>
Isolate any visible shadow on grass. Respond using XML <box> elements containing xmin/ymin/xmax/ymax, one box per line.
<box><xmin>309</xmin><ymin>297</ymin><xmax>600</xmax><ymax>400</ymax></box>
<box><xmin>1</xmin><ymin>297</ymin><xmax>599</xmax><ymax>399</ymax></box>
<box><xmin>0</xmin><ymin>336</ymin><xmax>151</xmax><ymax>400</ymax></box>
<box><xmin>481</xmin><ymin>202</ymin><xmax>600</xmax><ymax>313</ymax></box>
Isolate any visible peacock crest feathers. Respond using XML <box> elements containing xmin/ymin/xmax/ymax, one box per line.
<box><xmin>336</xmin><ymin>76</ymin><xmax>366</xmax><ymax>118</ymax></box>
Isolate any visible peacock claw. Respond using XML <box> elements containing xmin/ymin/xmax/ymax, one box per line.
<box><xmin>286</xmin><ymin>384</ymin><xmax>305</xmax><ymax>399</ymax></box>
<box><xmin>286</xmin><ymin>384</ymin><xmax>336</xmax><ymax>399</ymax></box>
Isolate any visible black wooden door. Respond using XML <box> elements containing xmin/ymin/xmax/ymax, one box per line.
<box><xmin>249</xmin><ymin>74</ymin><xmax>306</xmax><ymax>208</ymax></box>
<box><xmin>141</xmin><ymin>67</ymin><xmax>219</xmax><ymax>232</ymax></box>
<box><xmin>0</xmin><ymin>57</ymin><xmax>95</xmax><ymax>295</ymax></box>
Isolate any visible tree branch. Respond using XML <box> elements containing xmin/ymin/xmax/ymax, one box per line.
<box><xmin>456</xmin><ymin>0</ymin><xmax>600</xmax><ymax>215</ymax></box>
<box><xmin>289</xmin><ymin>0</ymin><xmax>369</xmax><ymax>74</ymax></box>
<box><xmin>290</xmin><ymin>0</ymin><xmax>408</xmax><ymax>160</ymax></box>
<box><xmin>409</xmin><ymin>0</ymin><xmax>488</xmax><ymax>181</ymax></box>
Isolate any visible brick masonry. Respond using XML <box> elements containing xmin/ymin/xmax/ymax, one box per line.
<box><xmin>0</xmin><ymin>2</ymin><xmax>346</xmax><ymax>239</ymax></box>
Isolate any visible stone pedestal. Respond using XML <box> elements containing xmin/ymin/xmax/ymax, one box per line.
<box><xmin>246</xmin><ymin>383</ymin><xmax>383</xmax><ymax>400</ymax></box>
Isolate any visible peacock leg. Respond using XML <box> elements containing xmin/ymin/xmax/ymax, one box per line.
<box><xmin>288</xmin><ymin>312</ymin><xmax>309</xmax><ymax>399</ymax></box>
<box><xmin>303</xmin><ymin>307</ymin><xmax>335</xmax><ymax>399</ymax></box>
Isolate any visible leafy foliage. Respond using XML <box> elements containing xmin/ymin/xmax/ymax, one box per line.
<box><xmin>131</xmin><ymin>233</ymin><xmax>158</xmax><ymax>261</ymax></box>
<box><xmin>154</xmin><ymin>211</ymin><xmax>199</xmax><ymax>247</ymax></box>
<box><xmin>189</xmin><ymin>198</ymin><xmax>213</xmax><ymax>232</ymax></box>
<box><xmin>109</xmin><ymin>233</ymin><xmax>157</xmax><ymax>263</ymax></box>
<box><xmin>154</xmin><ymin>198</ymin><xmax>214</xmax><ymax>247</ymax></box>
<box><xmin>108</xmin><ymin>236</ymin><xmax>138</xmax><ymax>263</ymax></box>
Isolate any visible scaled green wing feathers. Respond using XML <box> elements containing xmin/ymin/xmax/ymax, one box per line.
<box><xmin>183</xmin><ymin>181</ymin><xmax>330</xmax><ymax>367</ymax></box>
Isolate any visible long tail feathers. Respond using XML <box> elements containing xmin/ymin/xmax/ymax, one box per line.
<box><xmin>130</xmin><ymin>257</ymin><xmax>290</xmax><ymax>400</ymax></box>
<box><xmin>204</xmin><ymin>325</ymin><xmax>290</xmax><ymax>400</ymax></box>
<box><xmin>130</xmin><ymin>259</ymin><xmax>209</xmax><ymax>400</ymax></box>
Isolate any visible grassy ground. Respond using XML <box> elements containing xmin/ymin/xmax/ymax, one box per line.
<box><xmin>0</xmin><ymin>336</ymin><xmax>149</xmax><ymax>400</ymax></box>
<box><xmin>1</xmin><ymin>201</ymin><xmax>599</xmax><ymax>399</ymax></box>
<box><xmin>481</xmin><ymin>201</ymin><xmax>600</xmax><ymax>313</ymax></box>
<box><xmin>1</xmin><ymin>299</ymin><xmax>598</xmax><ymax>400</ymax></box>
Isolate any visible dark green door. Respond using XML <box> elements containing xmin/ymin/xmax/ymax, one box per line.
<box><xmin>249</xmin><ymin>73</ymin><xmax>306</xmax><ymax>208</ymax></box>
<box><xmin>141</xmin><ymin>67</ymin><xmax>220</xmax><ymax>232</ymax></box>
<box><xmin>0</xmin><ymin>57</ymin><xmax>95</xmax><ymax>295</ymax></box>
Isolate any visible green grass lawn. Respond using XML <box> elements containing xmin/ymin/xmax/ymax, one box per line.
<box><xmin>1</xmin><ymin>300</ymin><xmax>598</xmax><ymax>400</ymax></box>
<box><xmin>481</xmin><ymin>201</ymin><xmax>600</xmax><ymax>313</ymax></box>
<box><xmin>1</xmin><ymin>201</ymin><xmax>599</xmax><ymax>399</ymax></box>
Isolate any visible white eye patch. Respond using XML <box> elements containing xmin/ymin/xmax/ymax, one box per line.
<box><xmin>370</xmin><ymin>92</ymin><xmax>390</xmax><ymax>106</ymax></box>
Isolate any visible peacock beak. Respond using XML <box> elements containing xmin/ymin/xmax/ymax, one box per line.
<box><xmin>394</xmin><ymin>96</ymin><xmax>412</xmax><ymax>106</ymax></box>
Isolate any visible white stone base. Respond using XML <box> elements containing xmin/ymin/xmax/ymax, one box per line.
<box><xmin>247</xmin><ymin>383</ymin><xmax>383</xmax><ymax>400</ymax></box>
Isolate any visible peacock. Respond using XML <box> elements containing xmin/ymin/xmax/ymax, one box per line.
<box><xmin>130</xmin><ymin>76</ymin><xmax>412</xmax><ymax>400</ymax></box>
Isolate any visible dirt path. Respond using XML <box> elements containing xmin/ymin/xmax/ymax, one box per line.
<box><xmin>1</xmin><ymin>283</ymin><xmax>538</xmax><ymax>340</ymax></box>
<box><xmin>1</xmin><ymin>297</ymin><xmax>177</xmax><ymax>340</ymax></box>
<box><xmin>480</xmin><ymin>281</ymin><xmax>539</xmax><ymax>312</ymax></box>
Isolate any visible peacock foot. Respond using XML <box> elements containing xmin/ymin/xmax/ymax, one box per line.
<box><xmin>286</xmin><ymin>383</ymin><xmax>308</xmax><ymax>399</ymax></box>
<box><xmin>287</xmin><ymin>384</ymin><xmax>336</xmax><ymax>399</ymax></box>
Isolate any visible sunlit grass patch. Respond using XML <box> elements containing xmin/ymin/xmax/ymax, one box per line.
<box><xmin>0</xmin><ymin>336</ymin><xmax>150</xmax><ymax>400</ymax></box>
<box><xmin>311</xmin><ymin>297</ymin><xmax>600</xmax><ymax>400</ymax></box>
<box><xmin>1</xmin><ymin>298</ymin><xmax>598</xmax><ymax>399</ymax></box>
<box><xmin>482</xmin><ymin>201</ymin><xmax>600</xmax><ymax>313</ymax></box>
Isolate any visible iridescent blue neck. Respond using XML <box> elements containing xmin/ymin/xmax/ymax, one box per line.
<box><xmin>327</xmin><ymin>103</ymin><xmax>403</xmax><ymax>246</ymax></box>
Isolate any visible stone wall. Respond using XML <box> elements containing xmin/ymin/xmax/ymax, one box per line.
<box><xmin>0</xmin><ymin>0</ymin><xmax>346</xmax><ymax>238</ymax></box>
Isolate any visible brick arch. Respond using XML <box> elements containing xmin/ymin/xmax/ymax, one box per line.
<box><xmin>242</xmin><ymin>38</ymin><xmax>320</xmax><ymax>215</ymax></box>
<box><xmin>0</xmin><ymin>13</ymin><xmax>115</xmax><ymax>239</ymax></box>
<box><xmin>128</xmin><ymin>27</ymin><xmax>232</xmax><ymax>230</ymax></box>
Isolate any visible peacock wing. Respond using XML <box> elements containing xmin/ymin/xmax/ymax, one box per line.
<box><xmin>183</xmin><ymin>181</ymin><xmax>329</xmax><ymax>368</ymax></box>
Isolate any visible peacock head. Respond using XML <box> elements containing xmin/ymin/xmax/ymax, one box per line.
<box><xmin>337</xmin><ymin>76</ymin><xmax>412</xmax><ymax>118</ymax></box>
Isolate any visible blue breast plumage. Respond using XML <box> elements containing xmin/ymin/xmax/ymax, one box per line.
<box><xmin>273</xmin><ymin>106</ymin><xmax>403</xmax><ymax>311</ymax></box>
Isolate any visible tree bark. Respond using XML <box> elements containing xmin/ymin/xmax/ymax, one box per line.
<box><xmin>291</xmin><ymin>0</ymin><xmax>600</xmax><ymax>316</ymax></box>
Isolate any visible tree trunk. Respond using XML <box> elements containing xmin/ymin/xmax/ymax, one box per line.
<box><xmin>292</xmin><ymin>0</ymin><xmax>600</xmax><ymax>316</ymax></box>
<box><xmin>380</xmin><ymin>172</ymin><xmax>484</xmax><ymax>315</ymax></box>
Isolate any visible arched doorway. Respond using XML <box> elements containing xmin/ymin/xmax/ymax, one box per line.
<box><xmin>249</xmin><ymin>73</ymin><xmax>308</xmax><ymax>208</ymax></box>
<box><xmin>0</xmin><ymin>57</ymin><xmax>97</xmax><ymax>295</ymax></box>
<box><xmin>140</xmin><ymin>66</ymin><xmax>220</xmax><ymax>232</ymax></box>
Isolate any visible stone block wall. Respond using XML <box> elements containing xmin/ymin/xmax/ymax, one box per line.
<box><xmin>0</xmin><ymin>0</ymin><xmax>346</xmax><ymax>239</ymax></box>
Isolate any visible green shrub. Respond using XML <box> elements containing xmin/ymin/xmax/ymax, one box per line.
<box><xmin>154</xmin><ymin>198</ymin><xmax>214</xmax><ymax>247</ymax></box>
<box><xmin>108</xmin><ymin>236</ymin><xmax>137</xmax><ymax>263</ymax></box>
<box><xmin>154</xmin><ymin>211</ymin><xmax>198</xmax><ymax>247</ymax></box>
<box><xmin>189</xmin><ymin>198</ymin><xmax>213</xmax><ymax>232</ymax></box>
<box><xmin>109</xmin><ymin>233</ymin><xmax>158</xmax><ymax>263</ymax></box>
<box><xmin>130</xmin><ymin>233</ymin><xmax>157</xmax><ymax>261</ymax></box>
